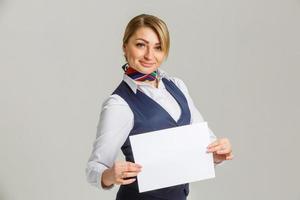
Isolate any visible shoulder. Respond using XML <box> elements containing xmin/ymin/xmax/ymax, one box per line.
<box><xmin>168</xmin><ymin>77</ymin><xmax>189</xmax><ymax>93</ymax></box>
<box><xmin>159</xmin><ymin>69</ymin><xmax>189</xmax><ymax>94</ymax></box>
<box><xmin>101</xmin><ymin>94</ymin><xmax>129</xmax><ymax>110</ymax></box>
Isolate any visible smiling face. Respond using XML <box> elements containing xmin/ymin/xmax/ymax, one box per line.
<box><xmin>123</xmin><ymin>27</ymin><xmax>166</xmax><ymax>74</ymax></box>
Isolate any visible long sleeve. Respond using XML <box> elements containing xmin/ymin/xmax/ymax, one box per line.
<box><xmin>85</xmin><ymin>94</ymin><xmax>134</xmax><ymax>190</ymax></box>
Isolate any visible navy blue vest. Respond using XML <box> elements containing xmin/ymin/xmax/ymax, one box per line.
<box><xmin>113</xmin><ymin>78</ymin><xmax>191</xmax><ymax>200</ymax></box>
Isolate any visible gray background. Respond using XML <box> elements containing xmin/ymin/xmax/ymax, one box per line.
<box><xmin>0</xmin><ymin>0</ymin><xmax>299</xmax><ymax>199</ymax></box>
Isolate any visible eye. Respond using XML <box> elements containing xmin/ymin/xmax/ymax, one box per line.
<box><xmin>136</xmin><ymin>43</ymin><xmax>145</xmax><ymax>48</ymax></box>
<box><xmin>155</xmin><ymin>46</ymin><xmax>162</xmax><ymax>51</ymax></box>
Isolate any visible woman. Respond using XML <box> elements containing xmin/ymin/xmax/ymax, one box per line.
<box><xmin>86</xmin><ymin>14</ymin><xmax>233</xmax><ymax>200</ymax></box>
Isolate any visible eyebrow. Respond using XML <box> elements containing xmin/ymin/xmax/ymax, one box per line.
<box><xmin>136</xmin><ymin>38</ymin><xmax>161</xmax><ymax>45</ymax></box>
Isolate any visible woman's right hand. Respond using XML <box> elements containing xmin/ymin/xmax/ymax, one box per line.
<box><xmin>101</xmin><ymin>161</ymin><xmax>142</xmax><ymax>187</ymax></box>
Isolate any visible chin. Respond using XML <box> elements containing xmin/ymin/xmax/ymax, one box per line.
<box><xmin>140</xmin><ymin>68</ymin><xmax>156</xmax><ymax>74</ymax></box>
<box><xmin>135</xmin><ymin>66</ymin><xmax>157</xmax><ymax>74</ymax></box>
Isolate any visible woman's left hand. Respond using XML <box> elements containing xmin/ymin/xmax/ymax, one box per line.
<box><xmin>207</xmin><ymin>138</ymin><xmax>233</xmax><ymax>164</ymax></box>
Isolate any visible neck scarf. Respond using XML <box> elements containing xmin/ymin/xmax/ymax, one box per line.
<box><xmin>122</xmin><ymin>63</ymin><xmax>157</xmax><ymax>81</ymax></box>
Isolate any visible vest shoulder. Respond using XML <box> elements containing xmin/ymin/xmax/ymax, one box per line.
<box><xmin>165</xmin><ymin>76</ymin><xmax>189</xmax><ymax>94</ymax></box>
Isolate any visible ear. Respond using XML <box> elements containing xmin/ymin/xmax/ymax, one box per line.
<box><xmin>122</xmin><ymin>44</ymin><xmax>126</xmax><ymax>53</ymax></box>
<box><xmin>122</xmin><ymin>44</ymin><xmax>128</xmax><ymax>61</ymax></box>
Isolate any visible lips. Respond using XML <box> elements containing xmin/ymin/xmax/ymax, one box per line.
<box><xmin>139</xmin><ymin>61</ymin><xmax>155</xmax><ymax>68</ymax></box>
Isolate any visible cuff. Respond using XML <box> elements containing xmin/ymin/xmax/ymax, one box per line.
<box><xmin>86</xmin><ymin>166</ymin><xmax>114</xmax><ymax>190</ymax></box>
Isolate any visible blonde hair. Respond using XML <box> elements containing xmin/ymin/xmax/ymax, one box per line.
<box><xmin>123</xmin><ymin>14</ymin><xmax>170</xmax><ymax>59</ymax></box>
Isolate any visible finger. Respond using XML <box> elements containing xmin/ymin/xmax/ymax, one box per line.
<box><xmin>207</xmin><ymin>144</ymin><xmax>224</xmax><ymax>153</ymax></box>
<box><xmin>127</xmin><ymin>161</ymin><xmax>142</xmax><ymax>168</ymax></box>
<box><xmin>134</xmin><ymin>162</ymin><xmax>143</xmax><ymax>168</ymax></box>
<box><xmin>118</xmin><ymin>178</ymin><xmax>136</xmax><ymax>185</ymax></box>
<box><xmin>126</xmin><ymin>172</ymin><xmax>140</xmax><ymax>178</ymax></box>
<box><xmin>120</xmin><ymin>171</ymin><xmax>140</xmax><ymax>179</ymax></box>
<box><xmin>226</xmin><ymin>154</ymin><xmax>234</xmax><ymax>160</ymax></box>
<box><xmin>115</xmin><ymin>173</ymin><xmax>134</xmax><ymax>183</ymax></box>
<box><xmin>126</xmin><ymin>162</ymin><xmax>142</xmax><ymax>172</ymax></box>
<box><xmin>216</xmin><ymin>149</ymin><xmax>231</xmax><ymax>154</ymax></box>
<box><xmin>115</xmin><ymin>178</ymin><xmax>135</xmax><ymax>185</ymax></box>
<box><xmin>122</xmin><ymin>178</ymin><xmax>137</xmax><ymax>185</ymax></box>
<box><xmin>207</xmin><ymin>140</ymin><xmax>220</xmax><ymax>148</ymax></box>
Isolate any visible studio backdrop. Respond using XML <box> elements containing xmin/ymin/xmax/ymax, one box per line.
<box><xmin>0</xmin><ymin>0</ymin><xmax>299</xmax><ymax>199</ymax></box>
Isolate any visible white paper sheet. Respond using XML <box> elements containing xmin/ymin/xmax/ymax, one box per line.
<box><xmin>129</xmin><ymin>122</ymin><xmax>215</xmax><ymax>193</ymax></box>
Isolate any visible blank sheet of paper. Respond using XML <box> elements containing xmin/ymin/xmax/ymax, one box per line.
<box><xmin>129</xmin><ymin>122</ymin><xmax>215</xmax><ymax>193</ymax></box>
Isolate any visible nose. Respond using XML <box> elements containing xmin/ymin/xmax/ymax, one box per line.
<box><xmin>144</xmin><ymin>47</ymin><xmax>154</xmax><ymax>60</ymax></box>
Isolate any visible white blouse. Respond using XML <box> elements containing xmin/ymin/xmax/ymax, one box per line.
<box><xmin>85</xmin><ymin>69</ymin><xmax>216</xmax><ymax>190</ymax></box>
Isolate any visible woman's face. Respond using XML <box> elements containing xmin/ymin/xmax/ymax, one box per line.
<box><xmin>123</xmin><ymin>27</ymin><xmax>165</xmax><ymax>74</ymax></box>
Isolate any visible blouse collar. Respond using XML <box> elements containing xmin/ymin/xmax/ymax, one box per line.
<box><xmin>123</xmin><ymin>68</ymin><xmax>171</xmax><ymax>94</ymax></box>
